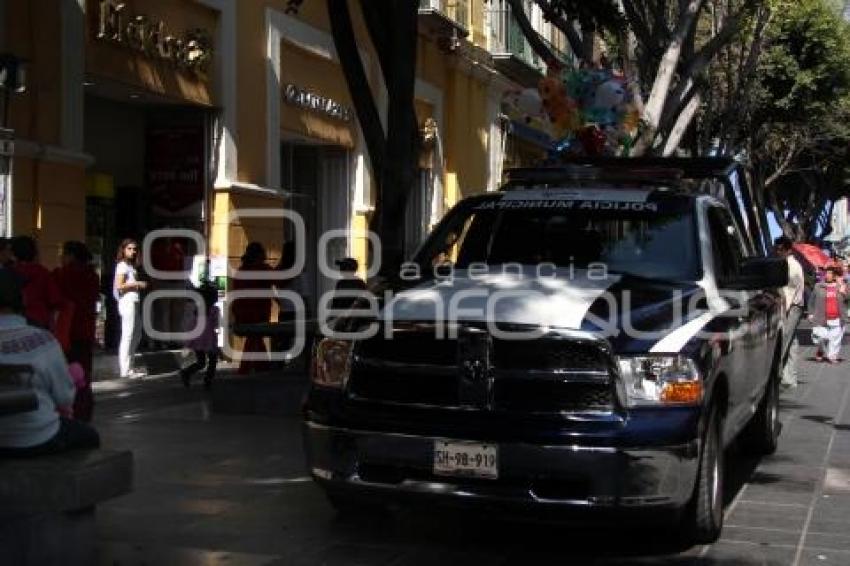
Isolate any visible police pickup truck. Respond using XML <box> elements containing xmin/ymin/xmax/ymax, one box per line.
<box><xmin>303</xmin><ymin>159</ymin><xmax>789</xmax><ymax>544</ymax></box>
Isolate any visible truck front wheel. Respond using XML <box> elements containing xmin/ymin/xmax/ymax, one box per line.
<box><xmin>685</xmin><ymin>405</ymin><xmax>724</xmax><ymax>545</ymax></box>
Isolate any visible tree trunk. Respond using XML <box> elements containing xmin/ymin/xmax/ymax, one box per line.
<box><xmin>372</xmin><ymin>0</ymin><xmax>420</xmax><ymax>273</ymax></box>
<box><xmin>633</xmin><ymin>0</ymin><xmax>704</xmax><ymax>155</ymax></box>
<box><xmin>661</xmin><ymin>88</ymin><xmax>702</xmax><ymax>156</ymax></box>
<box><xmin>328</xmin><ymin>0</ymin><xmax>420</xmax><ymax>275</ymax></box>
<box><xmin>327</xmin><ymin>0</ymin><xmax>386</xmax><ymax>198</ymax></box>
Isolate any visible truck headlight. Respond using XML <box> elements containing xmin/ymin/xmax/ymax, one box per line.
<box><xmin>617</xmin><ymin>355</ymin><xmax>702</xmax><ymax>407</ymax></box>
<box><xmin>312</xmin><ymin>339</ymin><xmax>353</xmax><ymax>389</ymax></box>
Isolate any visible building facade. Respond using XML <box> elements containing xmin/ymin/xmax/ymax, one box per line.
<box><xmin>0</xmin><ymin>0</ymin><xmax>567</xmax><ymax>331</ymax></box>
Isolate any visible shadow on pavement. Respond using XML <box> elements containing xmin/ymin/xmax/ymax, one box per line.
<box><xmin>330</xmin><ymin>509</ymin><xmax>691</xmax><ymax>563</ymax></box>
<box><xmin>311</xmin><ymin>445</ymin><xmax>771</xmax><ymax>565</ymax></box>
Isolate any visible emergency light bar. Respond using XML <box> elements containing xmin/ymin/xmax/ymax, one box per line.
<box><xmin>502</xmin><ymin>166</ymin><xmax>725</xmax><ymax>200</ymax></box>
<box><xmin>503</xmin><ymin>166</ymin><xmax>685</xmax><ymax>187</ymax></box>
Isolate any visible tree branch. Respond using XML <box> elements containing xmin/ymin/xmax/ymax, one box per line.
<box><xmin>620</xmin><ymin>28</ymin><xmax>646</xmax><ymax>115</ymax></box>
<box><xmin>533</xmin><ymin>0</ymin><xmax>584</xmax><ymax>62</ymax></box>
<box><xmin>765</xmin><ymin>137</ymin><xmax>800</xmax><ymax>188</ymax></box>
<box><xmin>655</xmin><ymin>0</ymin><xmax>758</xmax><ymax>152</ymax></box>
<box><xmin>506</xmin><ymin>0</ymin><xmax>563</xmax><ymax>70</ymax></box>
<box><xmin>658</xmin><ymin>77</ymin><xmax>703</xmax><ymax>152</ymax></box>
<box><xmin>620</xmin><ymin>0</ymin><xmax>656</xmax><ymax>56</ymax></box>
<box><xmin>683</xmin><ymin>0</ymin><xmax>757</xmax><ymax>80</ymax></box>
<box><xmin>662</xmin><ymin>90</ymin><xmax>703</xmax><ymax>156</ymax></box>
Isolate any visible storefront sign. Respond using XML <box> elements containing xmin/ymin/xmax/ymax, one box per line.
<box><xmin>283</xmin><ymin>83</ymin><xmax>353</xmax><ymax>122</ymax></box>
<box><xmin>95</xmin><ymin>0</ymin><xmax>212</xmax><ymax>73</ymax></box>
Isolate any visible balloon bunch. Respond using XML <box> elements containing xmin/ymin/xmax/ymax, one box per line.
<box><xmin>538</xmin><ymin>67</ymin><xmax>643</xmax><ymax>157</ymax></box>
<box><xmin>501</xmin><ymin>87</ymin><xmax>551</xmax><ymax>133</ymax></box>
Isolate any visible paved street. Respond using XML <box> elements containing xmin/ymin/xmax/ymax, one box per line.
<box><xmin>92</xmin><ymin>341</ymin><xmax>850</xmax><ymax>566</ymax></box>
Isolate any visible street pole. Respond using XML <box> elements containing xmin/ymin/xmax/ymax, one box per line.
<box><xmin>0</xmin><ymin>128</ymin><xmax>12</xmax><ymax>237</ymax></box>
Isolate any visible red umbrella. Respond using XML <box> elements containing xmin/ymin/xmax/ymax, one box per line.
<box><xmin>792</xmin><ymin>243</ymin><xmax>831</xmax><ymax>269</ymax></box>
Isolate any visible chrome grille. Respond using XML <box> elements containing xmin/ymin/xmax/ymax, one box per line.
<box><xmin>347</xmin><ymin>325</ymin><xmax>615</xmax><ymax>412</ymax></box>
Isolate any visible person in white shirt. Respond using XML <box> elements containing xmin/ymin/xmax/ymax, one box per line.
<box><xmin>0</xmin><ymin>269</ymin><xmax>99</xmax><ymax>456</ymax></box>
<box><xmin>775</xmin><ymin>237</ymin><xmax>805</xmax><ymax>388</ymax></box>
<box><xmin>113</xmin><ymin>239</ymin><xmax>148</xmax><ymax>379</ymax></box>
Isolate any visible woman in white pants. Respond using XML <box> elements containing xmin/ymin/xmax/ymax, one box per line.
<box><xmin>808</xmin><ymin>265</ymin><xmax>847</xmax><ymax>364</ymax></box>
<box><xmin>113</xmin><ymin>239</ymin><xmax>147</xmax><ymax>378</ymax></box>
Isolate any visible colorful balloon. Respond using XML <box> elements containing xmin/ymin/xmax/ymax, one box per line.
<box><xmin>538</xmin><ymin>66</ymin><xmax>643</xmax><ymax>157</ymax></box>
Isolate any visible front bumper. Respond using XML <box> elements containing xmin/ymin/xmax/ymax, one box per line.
<box><xmin>303</xmin><ymin>420</ymin><xmax>699</xmax><ymax>520</ymax></box>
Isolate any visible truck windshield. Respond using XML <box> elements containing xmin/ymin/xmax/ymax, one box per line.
<box><xmin>415</xmin><ymin>195</ymin><xmax>700</xmax><ymax>281</ymax></box>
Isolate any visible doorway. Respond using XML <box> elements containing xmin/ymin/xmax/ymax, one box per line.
<box><xmin>281</xmin><ymin>142</ymin><xmax>352</xmax><ymax>316</ymax></box>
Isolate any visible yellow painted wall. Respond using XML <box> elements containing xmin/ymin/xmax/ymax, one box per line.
<box><xmin>235</xmin><ymin>0</ymin><xmax>376</xmax><ymax>186</ymax></box>
<box><xmin>3</xmin><ymin>0</ymin><xmax>87</xmax><ymax>268</ymax></box>
<box><xmin>350</xmin><ymin>213</ymin><xmax>370</xmax><ymax>280</ymax></box>
<box><xmin>444</xmin><ymin>68</ymin><xmax>490</xmax><ymax>202</ymax></box>
<box><xmin>5</xmin><ymin>0</ymin><xmax>63</xmax><ymax>145</ymax></box>
<box><xmin>212</xmin><ymin>191</ymin><xmax>286</xmax><ymax>269</ymax></box>
<box><xmin>470</xmin><ymin>0</ymin><xmax>487</xmax><ymax>48</ymax></box>
<box><xmin>417</xmin><ymin>40</ymin><xmax>448</xmax><ymax>91</ymax></box>
<box><xmin>234</xmin><ymin>1</ymin><xmax>268</xmax><ymax>185</ymax></box>
<box><xmin>416</xmin><ymin>36</ymin><xmax>491</xmax><ymax>210</ymax></box>
<box><xmin>12</xmin><ymin>157</ymin><xmax>86</xmax><ymax>268</ymax></box>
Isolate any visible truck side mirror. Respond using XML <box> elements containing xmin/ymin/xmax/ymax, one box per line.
<box><xmin>725</xmin><ymin>258</ymin><xmax>789</xmax><ymax>290</ymax></box>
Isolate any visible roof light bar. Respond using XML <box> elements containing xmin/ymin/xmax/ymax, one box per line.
<box><xmin>503</xmin><ymin>166</ymin><xmax>685</xmax><ymax>187</ymax></box>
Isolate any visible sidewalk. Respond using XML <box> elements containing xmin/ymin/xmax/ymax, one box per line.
<box><xmin>91</xmin><ymin>339</ymin><xmax>850</xmax><ymax>565</ymax></box>
<box><xmin>698</xmin><ymin>343</ymin><xmax>850</xmax><ymax>565</ymax></box>
<box><xmin>92</xmin><ymin>348</ymin><xmax>239</xmax><ymax>383</ymax></box>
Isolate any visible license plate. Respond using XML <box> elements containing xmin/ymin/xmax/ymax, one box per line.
<box><xmin>433</xmin><ymin>441</ymin><xmax>498</xmax><ymax>479</ymax></box>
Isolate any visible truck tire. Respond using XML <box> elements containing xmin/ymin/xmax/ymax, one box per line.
<box><xmin>686</xmin><ymin>405</ymin><xmax>724</xmax><ymax>545</ymax></box>
<box><xmin>742</xmin><ymin>361</ymin><xmax>780</xmax><ymax>455</ymax></box>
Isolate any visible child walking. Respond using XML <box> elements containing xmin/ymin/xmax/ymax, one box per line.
<box><xmin>179</xmin><ymin>283</ymin><xmax>220</xmax><ymax>389</ymax></box>
<box><xmin>808</xmin><ymin>265</ymin><xmax>847</xmax><ymax>364</ymax></box>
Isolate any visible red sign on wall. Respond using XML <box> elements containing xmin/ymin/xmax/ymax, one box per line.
<box><xmin>146</xmin><ymin>127</ymin><xmax>205</xmax><ymax>214</ymax></box>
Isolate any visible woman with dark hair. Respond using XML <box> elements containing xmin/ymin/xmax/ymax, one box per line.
<box><xmin>232</xmin><ymin>242</ymin><xmax>273</xmax><ymax>374</ymax></box>
<box><xmin>53</xmin><ymin>241</ymin><xmax>100</xmax><ymax>420</ymax></box>
<box><xmin>10</xmin><ymin>236</ymin><xmax>67</xmax><ymax>333</ymax></box>
<box><xmin>113</xmin><ymin>239</ymin><xmax>148</xmax><ymax>379</ymax></box>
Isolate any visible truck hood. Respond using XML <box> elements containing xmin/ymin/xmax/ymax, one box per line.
<box><xmin>380</xmin><ymin>267</ymin><xmax>705</xmax><ymax>350</ymax></box>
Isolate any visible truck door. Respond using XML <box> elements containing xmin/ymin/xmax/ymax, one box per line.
<box><xmin>707</xmin><ymin>207</ymin><xmax>772</xmax><ymax>434</ymax></box>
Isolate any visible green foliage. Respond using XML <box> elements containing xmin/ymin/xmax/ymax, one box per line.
<box><xmin>749</xmin><ymin>0</ymin><xmax>850</xmax><ymax>237</ymax></box>
<box><xmin>755</xmin><ymin>0</ymin><xmax>850</xmax><ymax>124</ymax></box>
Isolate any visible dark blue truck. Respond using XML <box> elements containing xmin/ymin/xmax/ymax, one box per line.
<box><xmin>303</xmin><ymin>159</ymin><xmax>789</xmax><ymax>545</ymax></box>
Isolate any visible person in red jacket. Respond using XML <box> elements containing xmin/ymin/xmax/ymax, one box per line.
<box><xmin>53</xmin><ymin>241</ymin><xmax>100</xmax><ymax>421</ymax></box>
<box><xmin>232</xmin><ymin>242</ymin><xmax>274</xmax><ymax>374</ymax></box>
<box><xmin>10</xmin><ymin>236</ymin><xmax>68</xmax><ymax>336</ymax></box>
